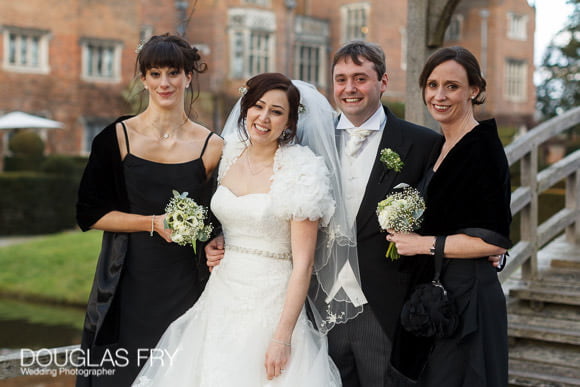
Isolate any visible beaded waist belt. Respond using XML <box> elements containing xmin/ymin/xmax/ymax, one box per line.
<box><xmin>226</xmin><ymin>244</ymin><xmax>292</xmax><ymax>261</ymax></box>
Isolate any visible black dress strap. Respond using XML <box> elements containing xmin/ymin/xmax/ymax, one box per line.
<box><xmin>120</xmin><ymin>121</ymin><xmax>130</xmax><ymax>154</ymax></box>
<box><xmin>199</xmin><ymin>131</ymin><xmax>214</xmax><ymax>158</ymax></box>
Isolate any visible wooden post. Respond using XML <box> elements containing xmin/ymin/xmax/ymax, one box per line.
<box><xmin>566</xmin><ymin>170</ymin><xmax>580</xmax><ymax>244</ymax></box>
<box><xmin>521</xmin><ymin>147</ymin><xmax>539</xmax><ymax>280</ymax></box>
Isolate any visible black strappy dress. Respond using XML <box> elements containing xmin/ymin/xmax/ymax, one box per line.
<box><xmin>111</xmin><ymin>123</ymin><xmax>215</xmax><ymax>385</ymax></box>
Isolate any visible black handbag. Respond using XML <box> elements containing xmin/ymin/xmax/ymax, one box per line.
<box><xmin>400</xmin><ymin>245</ymin><xmax>459</xmax><ymax>338</ymax></box>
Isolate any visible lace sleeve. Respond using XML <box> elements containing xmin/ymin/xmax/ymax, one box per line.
<box><xmin>270</xmin><ymin>144</ymin><xmax>335</xmax><ymax>226</ymax></box>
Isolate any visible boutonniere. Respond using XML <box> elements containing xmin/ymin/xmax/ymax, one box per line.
<box><xmin>380</xmin><ymin>148</ymin><xmax>404</xmax><ymax>172</ymax></box>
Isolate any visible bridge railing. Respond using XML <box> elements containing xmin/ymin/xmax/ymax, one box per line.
<box><xmin>499</xmin><ymin>106</ymin><xmax>580</xmax><ymax>283</ymax></box>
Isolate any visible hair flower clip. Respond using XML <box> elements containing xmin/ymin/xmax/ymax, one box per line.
<box><xmin>238</xmin><ymin>86</ymin><xmax>248</xmax><ymax>96</ymax></box>
<box><xmin>135</xmin><ymin>40</ymin><xmax>146</xmax><ymax>54</ymax></box>
<box><xmin>298</xmin><ymin>103</ymin><xmax>306</xmax><ymax>114</ymax></box>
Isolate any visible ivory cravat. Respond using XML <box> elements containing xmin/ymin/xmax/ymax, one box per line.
<box><xmin>345</xmin><ymin>128</ymin><xmax>373</xmax><ymax>157</ymax></box>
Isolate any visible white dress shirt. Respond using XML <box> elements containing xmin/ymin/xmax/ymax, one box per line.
<box><xmin>337</xmin><ymin>106</ymin><xmax>387</xmax><ymax>227</ymax></box>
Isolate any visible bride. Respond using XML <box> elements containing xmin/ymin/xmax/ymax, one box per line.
<box><xmin>133</xmin><ymin>73</ymin><xmax>365</xmax><ymax>386</ymax></box>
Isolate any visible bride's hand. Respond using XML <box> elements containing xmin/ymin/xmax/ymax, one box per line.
<box><xmin>264</xmin><ymin>339</ymin><xmax>290</xmax><ymax>380</ymax></box>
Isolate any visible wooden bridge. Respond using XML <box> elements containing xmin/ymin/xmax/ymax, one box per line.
<box><xmin>501</xmin><ymin>106</ymin><xmax>580</xmax><ymax>386</ymax></box>
<box><xmin>0</xmin><ymin>107</ymin><xmax>579</xmax><ymax>385</ymax></box>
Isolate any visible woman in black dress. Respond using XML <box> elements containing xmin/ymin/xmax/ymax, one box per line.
<box><xmin>75</xmin><ymin>34</ymin><xmax>223</xmax><ymax>386</ymax></box>
<box><xmin>388</xmin><ymin>46</ymin><xmax>511</xmax><ymax>386</ymax></box>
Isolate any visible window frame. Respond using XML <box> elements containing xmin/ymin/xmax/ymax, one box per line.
<box><xmin>340</xmin><ymin>2</ymin><xmax>370</xmax><ymax>43</ymax></box>
<box><xmin>80</xmin><ymin>38</ymin><xmax>123</xmax><ymax>83</ymax></box>
<box><xmin>2</xmin><ymin>26</ymin><xmax>50</xmax><ymax>74</ymax></box>
<box><xmin>507</xmin><ymin>12</ymin><xmax>528</xmax><ymax>41</ymax></box>
<box><xmin>228</xmin><ymin>8</ymin><xmax>276</xmax><ymax>79</ymax></box>
<box><xmin>295</xmin><ymin>43</ymin><xmax>325</xmax><ymax>86</ymax></box>
<box><xmin>504</xmin><ymin>58</ymin><xmax>528</xmax><ymax>102</ymax></box>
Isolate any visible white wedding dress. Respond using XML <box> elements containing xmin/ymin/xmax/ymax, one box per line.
<box><xmin>133</xmin><ymin>137</ymin><xmax>341</xmax><ymax>387</ymax></box>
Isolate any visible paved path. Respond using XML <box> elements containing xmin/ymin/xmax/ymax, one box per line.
<box><xmin>0</xmin><ymin>235</ymin><xmax>47</xmax><ymax>247</ymax></box>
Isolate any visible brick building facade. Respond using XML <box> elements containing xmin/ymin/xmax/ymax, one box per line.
<box><xmin>0</xmin><ymin>0</ymin><xmax>535</xmax><ymax>156</ymax></box>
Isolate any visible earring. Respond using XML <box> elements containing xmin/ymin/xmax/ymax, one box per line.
<box><xmin>144</xmin><ymin>85</ymin><xmax>148</xmax><ymax>90</ymax></box>
<box><xmin>279</xmin><ymin>129</ymin><xmax>291</xmax><ymax>141</ymax></box>
<box><xmin>471</xmin><ymin>96</ymin><xmax>475</xmax><ymax>100</ymax></box>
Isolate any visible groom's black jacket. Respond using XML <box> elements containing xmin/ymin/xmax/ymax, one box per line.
<box><xmin>352</xmin><ymin>106</ymin><xmax>442</xmax><ymax>339</ymax></box>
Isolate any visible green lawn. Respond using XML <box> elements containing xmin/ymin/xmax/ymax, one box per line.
<box><xmin>0</xmin><ymin>230</ymin><xmax>101</xmax><ymax>305</ymax></box>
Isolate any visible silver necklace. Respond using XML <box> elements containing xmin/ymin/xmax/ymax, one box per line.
<box><xmin>150</xmin><ymin>118</ymin><xmax>188</xmax><ymax>140</ymax></box>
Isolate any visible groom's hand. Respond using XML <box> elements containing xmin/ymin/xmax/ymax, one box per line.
<box><xmin>205</xmin><ymin>234</ymin><xmax>225</xmax><ymax>272</ymax></box>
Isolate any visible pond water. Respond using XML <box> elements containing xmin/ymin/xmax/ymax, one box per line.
<box><xmin>0</xmin><ymin>298</ymin><xmax>83</xmax><ymax>354</ymax></box>
<box><xmin>0</xmin><ymin>299</ymin><xmax>83</xmax><ymax>386</ymax></box>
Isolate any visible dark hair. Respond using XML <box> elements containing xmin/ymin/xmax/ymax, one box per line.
<box><xmin>419</xmin><ymin>46</ymin><xmax>487</xmax><ymax>105</ymax></box>
<box><xmin>237</xmin><ymin>73</ymin><xmax>300</xmax><ymax>145</ymax></box>
<box><xmin>136</xmin><ymin>33</ymin><xmax>207</xmax><ymax>114</ymax></box>
<box><xmin>332</xmin><ymin>40</ymin><xmax>386</xmax><ymax>81</ymax></box>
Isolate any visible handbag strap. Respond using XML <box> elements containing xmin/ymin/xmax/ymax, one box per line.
<box><xmin>433</xmin><ymin>235</ymin><xmax>447</xmax><ymax>282</ymax></box>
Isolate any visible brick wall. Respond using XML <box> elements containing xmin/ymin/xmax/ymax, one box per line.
<box><xmin>0</xmin><ymin>0</ymin><xmax>537</xmax><ymax>155</ymax></box>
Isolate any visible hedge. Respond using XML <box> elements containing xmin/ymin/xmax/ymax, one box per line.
<box><xmin>0</xmin><ymin>172</ymin><xmax>79</xmax><ymax>235</ymax></box>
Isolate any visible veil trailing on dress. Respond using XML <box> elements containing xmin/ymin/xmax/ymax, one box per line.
<box><xmin>220</xmin><ymin>80</ymin><xmax>366</xmax><ymax>334</ymax></box>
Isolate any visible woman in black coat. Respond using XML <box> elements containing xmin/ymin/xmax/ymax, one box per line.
<box><xmin>388</xmin><ymin>46</ymin><xmax>511</xmax><ymax>386</ymax></box>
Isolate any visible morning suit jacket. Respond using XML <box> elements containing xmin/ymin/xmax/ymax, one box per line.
<box><xmin>352</xmin><ymin>106</ymin><xmax>443</xmax><ymax>340</ymax></box>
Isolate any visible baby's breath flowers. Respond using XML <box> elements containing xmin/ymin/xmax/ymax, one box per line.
<box><xmin>380</xmin><ymin>148</ymin><xmax>404</xmax><ymax>172</ymax></box>
<box><xmin>164</xmin><ymin>190</ymin><xmax>213</xmax><ymax>253</ymax></box>
<box><xmin>376</xmin><ymin>184</ymin><xmax>426</xmax><ymax>260</ymax></box>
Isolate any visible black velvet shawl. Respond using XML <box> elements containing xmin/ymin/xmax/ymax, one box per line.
<box><xmin>422</xmin><ymin>118</ymin><xmax>512</xmax><ymax>248</ymax></box>
<box><xmin>76</xmin><ymin>115</ymin><xmax>133</xmax><ymax>231</ymax></box>
<box><xmin>75</xmin><ymin>116</ymin><xmax>133</xmax><ymax>372</ymax></box>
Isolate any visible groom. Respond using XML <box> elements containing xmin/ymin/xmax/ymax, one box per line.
<box><xmin>326</xmin><ymin>41</ymin><xmax>442</xmax><ymax>386</ymax></box>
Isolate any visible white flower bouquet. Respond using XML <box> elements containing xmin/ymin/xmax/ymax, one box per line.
<box><xmin>164</xmin><ymin>190</ymin><xmax>213</xmax><ymax>253</ymax></box>
<box><xmin>376</xmin><ymin>184</ymin><xmax>426</xmax><ymax>260</ymax></box>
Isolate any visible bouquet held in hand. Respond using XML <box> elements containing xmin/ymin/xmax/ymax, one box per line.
<box><xmin>164</xmin><ymin>190</ymin><xmax>213</xmax><ymax>253</ymax></box>
<box><xmin>376</xmin><ymin>183</ymin><xmax>425</xmax><ymax>260</ymax></box>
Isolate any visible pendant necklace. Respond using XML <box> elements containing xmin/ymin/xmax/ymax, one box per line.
<box><xmin>150</xmin><ymin>117</ymin><xmax>188</xmax><ymax>140</ymax></box>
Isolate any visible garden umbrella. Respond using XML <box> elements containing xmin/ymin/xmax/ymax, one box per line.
<box><xmin>0</xmin><ymin>111</ymin><xmax>63</xmax><ymax>129</ymax></box>
<box><xmin>0</xmin><ymin>111</ymin><xmax>64</xmax><ymax>171</ymax></box>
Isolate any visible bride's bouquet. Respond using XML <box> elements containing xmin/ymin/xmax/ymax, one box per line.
<box><xmin>164</xmin><ymin>190</ymin><xmax>213</xmax><ymax>253</ymax></box>
<box><xmin>376</xmin><ymin>184</ymin><xmax>426</xmax><ymax>260</ymax></box>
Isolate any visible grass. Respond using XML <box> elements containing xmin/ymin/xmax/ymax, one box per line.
<box><xmin>0</xmin><ymin>230</ymin><xmax>102</xmax><ymax>305</ymax></box>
